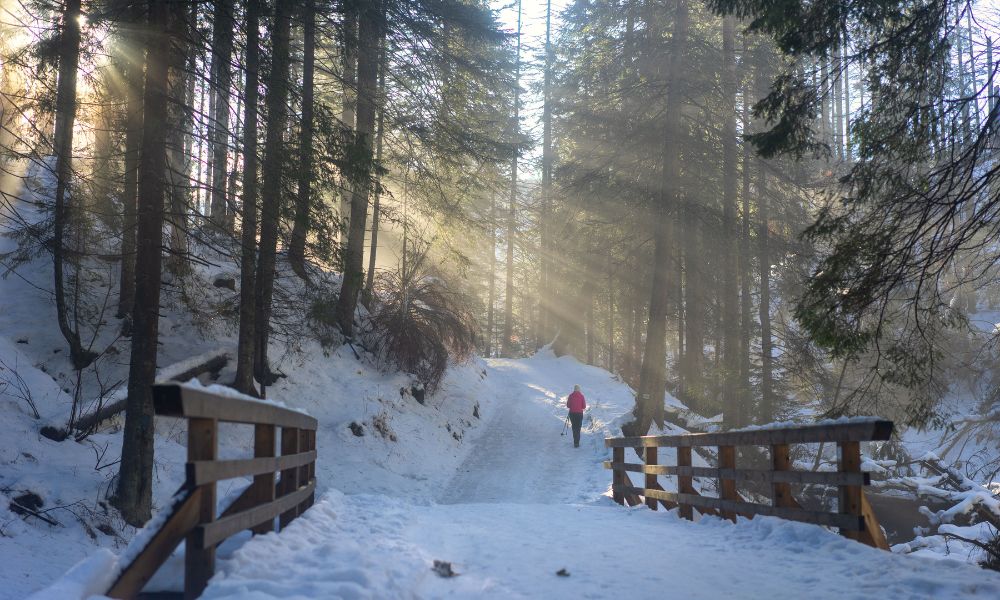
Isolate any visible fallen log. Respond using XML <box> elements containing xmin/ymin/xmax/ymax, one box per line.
<box><xmin>68</xmin><ymin>350</ymin><xmax>230</xmax><ymax>437</ymax></box>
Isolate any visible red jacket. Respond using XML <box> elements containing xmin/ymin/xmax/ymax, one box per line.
<box><xmin>566</xmin><ymin>391</ymin><xmax>586</xmax><ymax>413</ymax></box>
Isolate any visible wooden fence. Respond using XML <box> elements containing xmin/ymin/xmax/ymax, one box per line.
<box><xmin>605</xmin><ymin>419</ymin><xmax>893</xmax><ymax>550</ymax></box>
<box><xmin>106</xmin><ymin>383</ymin><xmax>318</xmax><ymax>599</ymax></box>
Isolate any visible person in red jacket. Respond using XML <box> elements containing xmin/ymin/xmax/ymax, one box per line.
<box><xmin>566</xmin><ymin>385</ymin><xmax>587</xmax><ymax>447</ymax></box>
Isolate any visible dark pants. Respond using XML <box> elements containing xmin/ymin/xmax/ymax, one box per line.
<box><xmin>569</xmin><ymin>412</ymin><xmax>583</xmax><ymax>447</ymax></box>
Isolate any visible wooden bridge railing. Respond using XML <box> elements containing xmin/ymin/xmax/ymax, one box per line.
<box><xmin>605</xmin><ymin>419</ymin><xmax>892</xmax><ymax>550</ymax></box>
<box><xmin>107</xmin><ymin>383</ymin><xmax>318</xmax><ymax>599</ymax></box>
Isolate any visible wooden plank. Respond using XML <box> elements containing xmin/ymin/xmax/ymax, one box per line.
<box><xmin>645</xmin><ymin>446</ymin><xmax>658</xmax><ymax>511</ymax></box>
<box><xmin>251</xmin><ymin>423</ymin><xmax>277</xmax><ymax>534</ymax></box>
<box><xmin>860</xmin><ymin>490</ymin><xmax>890</xmax><ymax>550</ymax></box>
<box><xmin>279</xmin><ymin>427</ymin><xmax>301</xmax><ymax>529</ymax></box>
<box><xmin>771</xmin><ymin>444</ymin><xmax>795</xmax><ymax>508</ymax></box>
<box><xmin>718</xmin><ymin>446</ymin><xmax>737</xmax><ymax>522</ymax></box>
<box><xmin>153</xmin><ymin>384</ymin><xmax>317</xmax><ymax>430</ymax></box>
<box><xmin>187</xmin><ymin>450</ymin><xmax>316</xmax><ymax>486</ymax></box>
<box><xmin>601</xmin><ymin>462</ymin><xmax>870</xmax><ymax>486</ymax></box>
<box><xmin>838</xmin><ymin>441</ymin><xmax>863</xmax><ymax>543</ymax></box>
<box><xmin>612</xmin><ymin>447</ymin><xmax>625</xmax><ymax>505</ymax></box>
<box><xmin>606</xmin><ymin>420</ymin><xmax>893</xmax><ymax>449</ymax></box>
<box><xmin>185</xmin><ymin>418</ymin><xmax>217</xmax><ymax>600</ymax></box>
<box><xmin>297</xmin><ymin>429</ymin><xmax>310</xmax><ymax>514</ymax></box>
<box><xmin>106</xmin><ymin>487</ymin><xmax>200</xmax><ymax>599</ymax></box>
<box><xmin>613</xmin><ymin>485</ymin><xmax>865</xmax><ymax>531</ymax></box>
<box><xmin>677</xmin><ymin>446</ymin><xmax>694</xmax><ymax>520</ymax></box>
<box><xmin>195</xmin><ymin>481</ymin><xmax>316</xmax><ymax>548</ymax></box>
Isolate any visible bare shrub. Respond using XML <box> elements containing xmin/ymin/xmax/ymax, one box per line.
<box><xmin>366</xmin><ymin>251</ymin><xmax>477</xmax><ymax>393</ymax></box>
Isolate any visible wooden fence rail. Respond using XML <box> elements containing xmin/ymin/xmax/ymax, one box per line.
<box><xmin>106</xmin><ymin>384</ymin><xmax>318</xmax><ymax>599</ymax></box>
<box><xmin>604</xmin><ymin>419</ymin><xmax>893</xmax><ymax>550</ymax></box>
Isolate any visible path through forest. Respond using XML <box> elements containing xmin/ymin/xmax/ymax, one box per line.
<box><xmin>437</xmin><ymin>357</ymin><xmax>611</xmax><ymax>505</ymax></box>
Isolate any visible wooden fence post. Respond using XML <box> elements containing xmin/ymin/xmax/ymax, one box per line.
<box><xmin>838</xmin><ymin>441</ymin><xmax>862</xmax><ymax>542</ymax></box>
<box><xmin>772</xmin><ymin>444</ymin><xmax>794</xmax><ymax>508</ymax></box>
<box><xmin>297</xmin><ymin>429</ymin><xmax>313</xmax><ymax>513</ymax></box>
<box><xmin>645</xmin><ymin>446</ymin><xmax>658</xmax><ymax>511</ymax></box>
<box><xmin>612</xmin><ymin>446</ymin><xmax>624</xmax><ymax>505</ymax></box>
<box><xmin>677</xmin><ymin>446</ymin><xmax>693</xmax><ymax>520</ymax></box>
<box><xmin>185</xmin><ymin>418</ymin><xmax>217</xmax><ymax>599</ymax></box>
<box><xmin>718</xmin><ymin>445</ymin><xmax>737</xmax><ymax>522</ymax></box>
<box><xmin>251</xmin><ymin>424</ymin><xmax>276</xmax><ymax>534</ymax></box>
<box><xmin>279</xmin><ymin>427</ymin><xmax>301</xmax><ymax>529</ymax></box>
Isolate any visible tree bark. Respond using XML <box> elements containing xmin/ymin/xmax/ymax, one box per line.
<box><xmin>115</xmin><ymin>0</ymin><xmax>173</xmax><ymax>526</ymax></box>
<box><xmin>721</xmin><ymin>15</ymin><xmax>741</xmax><ymax>428</ymax></box>
<box><xmin>51</xmin><ymin>0</ymin><xmax>94</xmax><ymax>370</ymax></box>
<box><xmin>334</xmin><ymin>0</ymin><xmax>383</xmax><ymax>337</ymax></box>
<box><xmin>339</xmin><ymin>0</ymin><xmax>359</xmax><ymax>250</ymax></box>
<box><xmin>117</xmin><ymin>5</ymin><xmax>143</xmax><ymax>324</ymax></box>
<box><xmin>254</xmin><ymin>0</ymin><xmax>294</xmax><ymax>390</ymax></box>
<box><xmin>234</xmin><ymin>0</ymin><xmax>262</xmax><ymax>396</ymax></box>
<box><xmin>632</xmin><ymin>0</ymin><xmax>688</xmax><ymax>436</ymax></box>
<box><xmin>502</xmin><ymin>0</ymin><xmax>522</xmax><ymax>357</ymax></box>
<box><xmin>209</xmin><ymin>0</ymin><xmax>234</xmax><ymax>229</ymax></box>
<box><xmin>288</xmin><ymin>0</ymin><xmax>316</xmax><ymax>279</ymax></box>
<box><xmin>364</xmin><ymin>29</ymin><xmax>388</xmax><ymax>305</ymax></box>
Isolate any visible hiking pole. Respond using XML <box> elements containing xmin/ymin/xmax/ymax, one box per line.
<box><xmin>561</xmin><ymin>416</ymin><xmax>569</xmax><ymax>436</ymax></box>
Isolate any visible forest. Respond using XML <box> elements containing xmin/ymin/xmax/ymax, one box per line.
<box><xmin>2</xmin><ymin>0</ymin><xmax>1000</xmax><ymax>596</ymax></box>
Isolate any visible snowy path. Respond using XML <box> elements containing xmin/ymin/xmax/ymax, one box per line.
<box><xmin>190</xmin><ymin>355</ymin><xmax>1000</xmax><ymax>599</ymax></box>
<box><xmin>198</xmin><ymin>490</ymin><xmax>1000</xmax><ymax>599</ymax></box>
<box><xmin>437</xmin><ymin>359</ymin><xmax>609</xmax><ymax>504</ymax></box>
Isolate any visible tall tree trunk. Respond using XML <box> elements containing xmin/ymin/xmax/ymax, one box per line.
<box><xmin>486</xmin><ymin>189</ymin><xmax>496</xmax><ymax>357</ymax></box>
<box><xmin>738</xmin><ymin>33</ymin><xmax>754</xmax><ymax>427</ymax></box>
<box><xmin>117</xmin><ymin>4</ymin><xmax>143</xmax><ymax>323</ymax></box>
<box><xmin>115</xmin><ymin>0</ymin><xmax>172</xmax><ymax>526</ymax></box>
<box><xmin>502</xmin><ymin>0</ymin><xmax>522</xmax><ymax>357</ymax></box>
<box><xmin>721</xmin><ymin>15</ymin><xmax>741</xmax><ymax>428</ymax></box>
<box><xmin>254</xmin><ymin>0</ymin><xmax>294</xmax><ymax>390</ymax></box>
<box><xmin>364</xmin><ymin>28</ymin><xmax>388</xmax><ymax>305</ymax></box>
<box><xmin>52</xmin><ymin>0</ymin><xmax>94</xmax><ymax>370</ymax></box>
<box><xmin>209</xmin><ymin>0</ymin><xmax>234</xmax><ymax>228</ymax></box>
<box><xmin>632</xmin><ymin>0</ymin><xmax>688</xmax><ymax>436</ymax></box>
<box><xmin>340</xmin><ymin>0</ymin><xmax>359</xmax><ymax>250</ymax></box>
<box><xmin>682</xmin><ymin>202</ymin><xmax>704</xmax><ymax>409</ymax></box>
<box><xmin>334</xmin><ymin>0</ymin><xmax>383</xmax><ymax>337</ymax></box>
<box><xmin>166</xmin><ymin>3</ymin><xmax>191</xmax><ymax>273</ymax></box>
<box><xmin>539</xmin><ymin>0</ymin><xmax>553</xmax><ymax>346</ymax></box>
<box><xmin>607</xmin><ymin>249</ymin><xmax>614</xmax><ymax>372</ymax></box>
<box><xmin>758</xmin><ymin>167</ymin><xmax>773</xmax><ymax>423</ymax></box>
<box><xmin>288</xmin><ymin>0</ymin><xmax>316</xmax><ymax>279</ymax></box>
<box><xmin>234</xmin><ymin>0</ymin><xmax>261</xmax><ymax>396</ymax></box>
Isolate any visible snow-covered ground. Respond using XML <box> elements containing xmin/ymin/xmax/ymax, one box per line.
<box><xmin>4</xmin><ymin>162</ymin><xmax>1000</xmax><ymax>598</ymax></box>
<box><xmin>24</xmin><ymin>352</ymin><xmax>1000</xmax><ymax>599</ymax></box>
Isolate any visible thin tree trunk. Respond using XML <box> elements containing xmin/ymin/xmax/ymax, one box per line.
<box><xmin>115</xmin><ymin>0</ymin><xmax>172</xmax><ymax>526</ymax></box>
<box><xmin>758</xmin><ymin>164</ymin><xmax>773</xmax><ymax>423</ymax></box>
<box><xmin>209</xmin><ymin>0</ymin><xmax>234</xmax><ymax>228</ymax></box>
<box><xmin>234</xmin><ymin>0</ymin><xmax>261</xmax><ymax>396</ymax></box>
<box><xmin>52</xmin><ymin>0</ymin><xmax>94</xmax><ymax>370</ymax></box>
<box><xmin>632</xmin><ymin>0</ymin><xmax>688</xmax><ymax>436</ymax></box>
<box><xmin>288</xmin><ymin>0</ymin><xmax>316</xmax><ymax>279</ymax></box>
<box><xmin>502</xmin><ymin>0</ymin><xmax>522</xmax><ymax>358</ymax></box>
<box><xmin>334</xmin><ymin>0</ymin><xmax>384</xmax><ymax>337</ymax></box>
<box><xmin>363</xmin><ymin>27</ymin><xmax>388</xmax><ymax>305</ymax></box>
<box><xmin>166</xmin><ymin>5</ymin><xmax>191</xmax><ymax>273</ymax></box>
<box><xmin>539</xmin><ymin>0</ymin><xmax>553</xmax><ymax>346</ymax></box>
<box><xmin>721</xmin><ymin>15</ymin><xmax>740</xmax><ymax>428</ymax></box>
<box><xmin>254</xmin><ymin>0</ymin><xmax>295</xmax><ymax>391</ymax></box>
<box><xmin>739</xmin><ymin>91</ymin><xmax>753</xmax><ymax>429</ymax></box>
<box><xmin>340</xmin><ymin>0</ymin><xmax>359</xmax><ymax>250</ymax></box>
<box><xmin>117</xmin><ymin>3</ymin><xmax>142</xmax><ymax>323</ymax></box>
<box><xmin>486</xmin><ymin>189</ymin><xmax>496</xmax><ymax>357</ymax></box>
